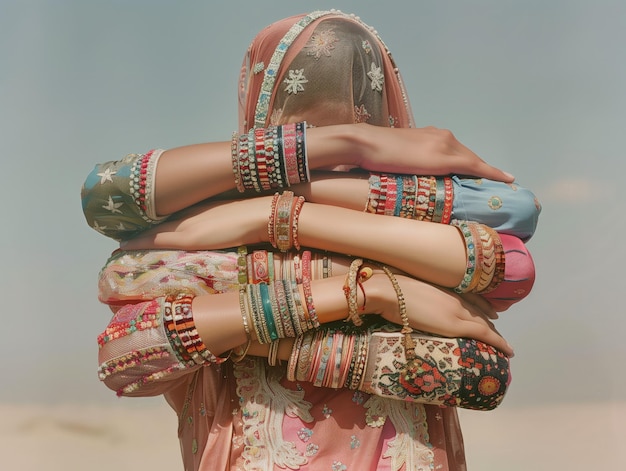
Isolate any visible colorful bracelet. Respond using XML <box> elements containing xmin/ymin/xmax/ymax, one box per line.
<box><xmin>232</xmin><ymin>123</ymin><xmax>310</xmax><ymax>192</ymax></box>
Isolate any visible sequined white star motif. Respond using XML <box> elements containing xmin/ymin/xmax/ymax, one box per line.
<box><xmin>103</xmin><ymin>195</ymin><xmax>124</xmax><ymax>214</ymax></box>
<box><xmin>367</xmin><ymin>63</ymin><xmax>384</xmax><ymax>92</ymax></box>
<box><xmin>284</xmin><ymin>69</ymin><xmax>308</xmax><ymax>94</ymax></box>
<box><xmin>97</xmin><ymin>167</ymin><xmax>116</xmax><ymax>184</ymax></box>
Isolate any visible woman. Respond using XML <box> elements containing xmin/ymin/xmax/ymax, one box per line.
<box><xmin>83</xmin><ymin>10</ymin><xmax>539</xmax><ymax>470</ymax></box>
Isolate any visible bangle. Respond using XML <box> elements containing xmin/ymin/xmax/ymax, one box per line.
<box><xmin>231</xmin><ymin>132</ymin><xmax>244</xmax><ymax>193</ymax></box>
<box><xmin>343</xmin><ymin>259</ymin><xmax>366</xmax><ymax>326</ymax></box>
<box><xmin>231</xmin><ymin>339</ymin><xmax>251</xmax><ymax>363</ymax></box>
<box><xmin>268</xmin><ymin>339</ymin><xmax>281</xmax><ymax>367</ymax></box>
<box><xmin>301</xmin><ymin>251</ymin><xmax>319</xmax><ymax>329</ymax></box>
<box><xmin>452</xmin><ymin>220</ymin><xmax>477</xmax><ymax>294</ymax></box>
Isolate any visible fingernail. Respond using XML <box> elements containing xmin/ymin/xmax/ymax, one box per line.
<box><xmin>503</xmin><ymin>171</ymin><xmax>515</xmax><ymax>181</ymax></box>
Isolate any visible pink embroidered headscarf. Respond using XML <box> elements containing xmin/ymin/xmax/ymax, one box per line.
<box><xmin>238</xmin><ymin>10</ymin><xmax>415</xmax><ymax>133</ymax></box>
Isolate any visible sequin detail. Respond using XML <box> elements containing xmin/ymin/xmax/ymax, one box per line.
<box><xmin>305</xmin><ymin>28</ymin><xmax>339</xmax><ymax>59</ymax></box>
<box><xmin>284</xmin><ymin>69</ymin><xmax>308</xmax><ymax>94</ymax></box>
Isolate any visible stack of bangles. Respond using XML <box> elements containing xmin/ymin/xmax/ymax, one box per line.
<box><xmin>268</xmin><ymin>191</ymin><xmax>305</xmax><ymax>252</ymax></box>
<box><xmin>163</xmin><ymin>293</ymin><xmax>223</xmax><ymax>366</ymax></box>
<box><xmin>232</xmin><ymin>122</ymin><xmax>310</xmax><ymax>192</ymax></box>
<box><xmin>453</xmin><ymin>220</ymin><xmax>505</xmax><ymax>294</ymax></box>
<box><xmin>287</xmin><ymin>327</ymin><xmax>370</xmax><ymax>389</ymax></box>
<box><xmin>366</xmin><ymin>173</ymin><xmax>454</xmax><ymax>223</ymax></box>
<box><xmin>232</xmin><ymin>248</ymin><xmax>324</xmax><ymax>365</ymax></box>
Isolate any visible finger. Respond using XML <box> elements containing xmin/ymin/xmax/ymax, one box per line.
<box><xmin>462</xmin><ymin>321</ymin><xmax>514</xmax><ymax>357</ymax></box>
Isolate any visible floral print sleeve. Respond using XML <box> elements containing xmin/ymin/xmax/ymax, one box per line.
<box><xmin>97</xmin><ymin>249</ymin><xmax>239</xmax><ymax>397</ymax></box>
<box><xmin>81</xmin><ymin>150</ymin><xmax>169</xmax><ymax>241</ymax></box>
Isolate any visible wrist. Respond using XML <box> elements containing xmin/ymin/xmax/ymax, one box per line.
<box><xmin>307</xmin><ymin>124</ymin><xmax>366</xmax><ymax>170</ymax></box>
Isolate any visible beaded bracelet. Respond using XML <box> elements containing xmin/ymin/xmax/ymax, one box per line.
<box><xmin>232</xmin><ymin>123</ymin><xmax>310</xmax><ymax>192</ymax></box>
<box><xmin>166</xmin><ymin>294</ymin><xmax>222</xmax><ymax>365</ymax></box>
<box><xmin>452</xmin><ymin>220</ymin><xmax>478</xmax><ymax>294</ymax></box>
<box><xmin>366</xmin><ymin>173</ymin><xmax>455</xmax><ymax>224</ymax></box>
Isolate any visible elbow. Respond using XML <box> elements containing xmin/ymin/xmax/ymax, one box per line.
<box><xmin>482</xmin><ymin>234</ymin><xmax>536</xmax><ymax>312</ymax></box>
<box><xmin>499</xmin><ymin>186</ymin><xmax>542</xmax><ymax>242</ymax></box>
<box><xmin>456</xmin><ymin>339</ymin><xmax>512</xmax><ymax>411</ymax></box>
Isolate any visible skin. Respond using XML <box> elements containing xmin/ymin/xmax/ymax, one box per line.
<box><xmin>120</xmin><ymin>121</ymin><xmax>516</xmax><ymax>358</ymax></box>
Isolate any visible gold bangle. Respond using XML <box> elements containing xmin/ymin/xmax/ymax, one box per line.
<box><xmin>231</xmin><ymin>339</ymin><xmax>252</xmax><ymax>363</ymax></box>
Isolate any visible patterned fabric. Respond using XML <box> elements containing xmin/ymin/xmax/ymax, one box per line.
<box><xmin>95</xmin><ymin>248</ymin><xmax>468</xmax><ymax>470</ymax></box>
<box><xmin>81</xmin><ymin>149</ymin><xmax>167</xmax><ymax>241</ymax></box>
<box><xmin>362</xmin><ymin>331</ymin><xmax>510</xmax><ymax>411</ymax></box>
<box><xmin>451</xmin><ymin>176</ymin><xmax>542</xmax><ymax>242</ymax></box>
<box><xmin>239</xmin><ymin>11</ymin><xmax>414</xmax><ymax>132</ymax></box>
<box><xmin>81</xmin><ymin>9</ymin><xmax>537</xmax><ymax>471</ymax></box>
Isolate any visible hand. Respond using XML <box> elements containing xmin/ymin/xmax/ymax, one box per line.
<box><xmin>366</xmin><ymin>273</ymin><xmax>513</xmax><ymax>356</ymax></box>
<box><xmin>353</xmin><ymin>125</ymin><xmax>515</xmax><ymax>183</ymax></box>
<box><xmin>120</xmin><ymin>196</ymin><xmax>272</xmax><ymax>250</ymax></box>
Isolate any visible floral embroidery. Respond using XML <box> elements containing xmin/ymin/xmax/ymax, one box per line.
<box><xmin>305</xmin><ymin>443</ymin><xmax>319</xmax><ymax>457</ymax></box>
<box><xmin>350</xmin><ymin>435</ymin><xmax>361</xmax><ymax>449</ymax></box>
<box><xmin>351</xmin><ymin>391</ymin><xmax>365</xmax><ymax>405</ymax></box>
<box><xmin>332</xmin><ymin>461</ymin><xmax>348</xmax><ymax>471</ymax></box>
<box><xmin>362</xmin><ymin>39</ymin><xmax>371</xmax><ymax>54</ymax></box>
<box><xmin>488</xmin><ymin>196</ymin><xmax>503</xmax><ymax>210</ymax></box>
<box><xmin>366</xmin><ymin>333</ymin><xmax>509</xmax><ymax>411</ymax></box>
<box><xmin>354</xmin><ymin>104</ymin><xmax>371</xmax><ymax>123</ymax></box>
<box><xmin>297</xmin><ymin>427</ymin><xmax>314</xmax><ymax>442</ymax></box>
<box><xmin>284</xmin><ymin>69</ymin><xmax>308</xmax><ymax>94</ymax></box>
<box><xmin>388</xmin><ymin>115</ymin><xmax>397</xmax><ymax>127</ymax></box>
<box><xmin>478</xmin><ymin>376</ymin><xmax>501</xmax><ymax>396</ymax></box>
<box><xmin>367</xmin><ymin>62</ymin><xmax>384</xmax><ymax>92</ymax></box>
<box><xmin>305</xmin><ymin>28</ymin><xmax>339</xmax><ymax>59</ymax></box>
<box><xmin>322</xmin><ymin>404</ymin><xmax>332</xmax><ymax>418</ymax></box>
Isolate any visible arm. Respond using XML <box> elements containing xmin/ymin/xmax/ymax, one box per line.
<box><xmin>298</xmin><ymin>172</ymin><xmax>541</xmax><ymax>242</ymax></box>
<box><xmin>97</xmin><ymin>256</ymin><xmax>512</xmax><ymax>398</ymax></box>
<box><xmin>121</xmin><ymin>196</ymin><xmax>479</xmax><ymax>290</ymax></box>
<box><xmin>82</xmin><ymin>124</ymin><xmax>514</xmax><ymax>241</ymax></box>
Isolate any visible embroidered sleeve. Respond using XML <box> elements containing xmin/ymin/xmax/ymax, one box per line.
<box><xmin>81</xmin><ymin>150</ymin><xmax>169</xmax><ymax>241</ymax></box>
<box><xmin>451</xmin><ymin>176</ymin><xmax>542</xmax><ymax>242</ymax></box>
<box><xmin>361</xmin><ymin>331</ymin><xmax>511</xmax><ymax>411</ymax></box>
<box><xmin>365</xmin><ymin>174</ymin><xmax>541</xmax><ymax>241</ymax></box>
<box><xmin>97</xmin><ymin>296</ymin><xmax>225</xmax><ymax>397</ymax></box>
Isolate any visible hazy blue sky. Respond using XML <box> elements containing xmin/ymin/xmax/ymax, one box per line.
<box><xmin>1</xmin><ymin>0</ymin><xmax>625</xmax><ymax>412</ymax></box>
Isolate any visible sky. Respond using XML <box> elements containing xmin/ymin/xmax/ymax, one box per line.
<box><xmin>1</xmin><ymin>0</ymin><xmax>625</xmax><ymax>413</ymax></box>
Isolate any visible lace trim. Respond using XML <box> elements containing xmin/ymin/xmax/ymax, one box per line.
<box><xmin>364</xmin><ymin>396</ymin><xmax>434</xmax><ymax>471</ymax></box>
<box><xmin>234</xmin><ymin>359</ymin><xmax>313</xmax><ymax>470</ymax></box>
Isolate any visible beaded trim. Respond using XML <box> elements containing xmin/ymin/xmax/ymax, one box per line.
<box><xmin>128</xmin><ymin>149</ymin><xmax>166</xmax><ymax>222</ymax></box>
<box><xmin>254</xmin><ymin>10</ymin><xmax>413</xmax><ymax>128</ymax></box>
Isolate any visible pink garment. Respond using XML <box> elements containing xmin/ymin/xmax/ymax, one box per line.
<box><xmin>97</xmin><ymin>248</ymin><xmax>469</xmax><ymax>470</ymax></box>
<box><xmin>482</xmin><ymin>234</ymin><xmax>536</xmax><ymax>311</ymax></box>
<box><xmin>168</xmin><ymin>363</ymin><xmax>466</xmax><ymax>471</ymax></box>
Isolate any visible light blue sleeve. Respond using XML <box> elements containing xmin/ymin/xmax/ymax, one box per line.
<box><xmin>451</xmin><ymin>176</ymin><xmax>541</xmax><ymax>241</ymax></box>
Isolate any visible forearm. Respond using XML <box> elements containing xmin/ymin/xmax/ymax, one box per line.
<box><xmin>295</xmin><ymin>203</ymin><xmax>467</xmax><ymax>288</ymax></box>
<box><xmin>194</xmin><ymin>276</ymin><xmax>355</xmax><ymax>355</ymax></box>
<box><xmin>153</xmin><ymin>125</ymin><xmax>361</xmax><ymax>216</ymax></box>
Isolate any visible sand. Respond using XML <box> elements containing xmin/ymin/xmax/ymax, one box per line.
<box><xmin>1</xmin><ymin>401</ymin><xmax>623</xmax><ymax>470</ymax></box>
